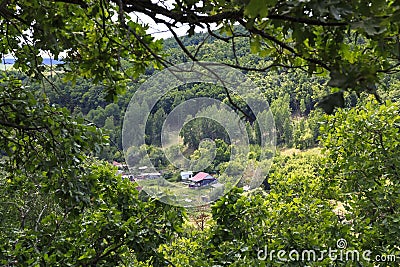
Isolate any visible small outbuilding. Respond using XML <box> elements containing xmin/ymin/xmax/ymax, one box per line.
<box><xmin>180</xmin><ymin>171</ymin><xmax>193</xmax><ymax>180</ymax></box>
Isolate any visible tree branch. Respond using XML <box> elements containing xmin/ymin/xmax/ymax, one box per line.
<box><xmin>238</xmin><ymin>20</ymin><xmax>331</xmax><ymax>71</ymax></box>
<box><xmin>0</xmin><ymin>119</ymin><xmax>46</xmax><ymax>131</ymax></box>
<box><xmin>267</xmin><ymin>14</ymin><xmax>347</xmax><ymax>26</ymax></box>
<box><xmin>166</xmin><ymin>24</ymin><xmax>197</xmax><ymax>62</ymax></box>
<box><xmin>53</xmin><ymin>0</ymin><xmax>88</xmax><ymax>8</ymax></box>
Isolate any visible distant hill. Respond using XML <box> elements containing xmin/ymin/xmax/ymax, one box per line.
<box><xmin>2</xmin><ymin>58</ymin><xmax>64</xmax><ymax>65</ymax></box>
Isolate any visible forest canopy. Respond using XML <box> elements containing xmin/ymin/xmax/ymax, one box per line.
<box><xmin>2</xmin><ymin>0</ymin><xmax>400</xmax><ymax>106</ymax></box>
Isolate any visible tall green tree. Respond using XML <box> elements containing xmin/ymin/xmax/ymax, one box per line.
<box><xmin>321</xmin><ymin>98</ymin><xmax>400</xmax><ymax>258</ymax></box>
<box><xmin>270</xmin><ymin>94</ymin><xmax>293</xmax><ymax>145</ymax></box>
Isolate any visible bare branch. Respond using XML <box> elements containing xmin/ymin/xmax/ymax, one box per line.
<box><xmin>193</xmin><ymin>31</ymin><xmax>211</xmax><ymax>59</ymax></box>
<box><xmin>230</xmin><ymin>25</ymin><xmax>239</xmax><ymax>66</ymax></box>
<box><xmin>166</xmin><ymin>24</ymin><xmax>197</xmax><ymax>62</ymax></box>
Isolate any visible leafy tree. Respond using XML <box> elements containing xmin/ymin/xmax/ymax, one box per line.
<box><xmin>179</xmin><ymin>103</ymin><xmax>235</xmax><ymax>150</ymax></box>
<box><xmin>292</xmin><ymin>110</ymin><xmax>324</xmax><ymax>150</ymax></box>
<box><xmin>146</xmin><ymin>108</ymin><xmax>166</xmax><ymax>146</ymax></box>
<box><xmin>292</xmin><ymin>118</ymin><xmax>314</xmax><ymax>150</ymax></box>
<box><xmin>0</xmin><ymin>76</ymin><xmax>185</xmax><ymax>266</ymax></box>
<box><xmin>270</xmin><ymin>94</ymin><xmax>293</xmax><ymax>145</ymax></box>
<box><xmin>320</xmin><ymin>98</ymin><xmax>400</xmax><ymax>258</ymax></box>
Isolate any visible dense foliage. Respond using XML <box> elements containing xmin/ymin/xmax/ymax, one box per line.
<box><xmin>1</xmin><ymin>1</ymin><xmax>400</xmax><ymax>266</ymax></box>
<box><xmin>158</xmin><ymin>100</ymin><xmax>400</xmax><ymax>266</ymax></box>
<box><xmin>0</xmin><ymin>77</ymin><xmax>185</xmax><ymax>266</ymax></box>
<box><xmin>321</xmin><ymin>99</ymin><xmax>400</xmax><ymax>258</ymax></box>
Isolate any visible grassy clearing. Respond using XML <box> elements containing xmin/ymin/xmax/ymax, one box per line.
<box><xmin>279</xmin><ymin>146</ymin><xmax>321</xmax><ymax>156</ymax></box>
<box><xmin>138</xmin><ymin>178</ymin><xmax>222</xmax><ymax>207</ymax></box>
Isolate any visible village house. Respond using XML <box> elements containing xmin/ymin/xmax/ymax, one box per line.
<box><xmin>112</xmin><ymin>161</ymin><xmax>128</xmax><ymax>174</ymax></box>
<box><xmin>137</xmin><ymin>172</ymin><xmax>161</xmax><ymax>179</ymax></box>
<box><xmin>189</xmin><ymin>172</ymin><xmax>217</xmax><ymax>188</ymax></box>
<box><xmin>113</xmin><ymin>161</ymin><xmax>134</xmax><ymax>181</ymax></box>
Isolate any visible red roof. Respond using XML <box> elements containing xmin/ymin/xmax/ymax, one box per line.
<box><xmin>190</xmin><ymin>172</ymin><xmax>213</xmax><ymax>182</ymax></box>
